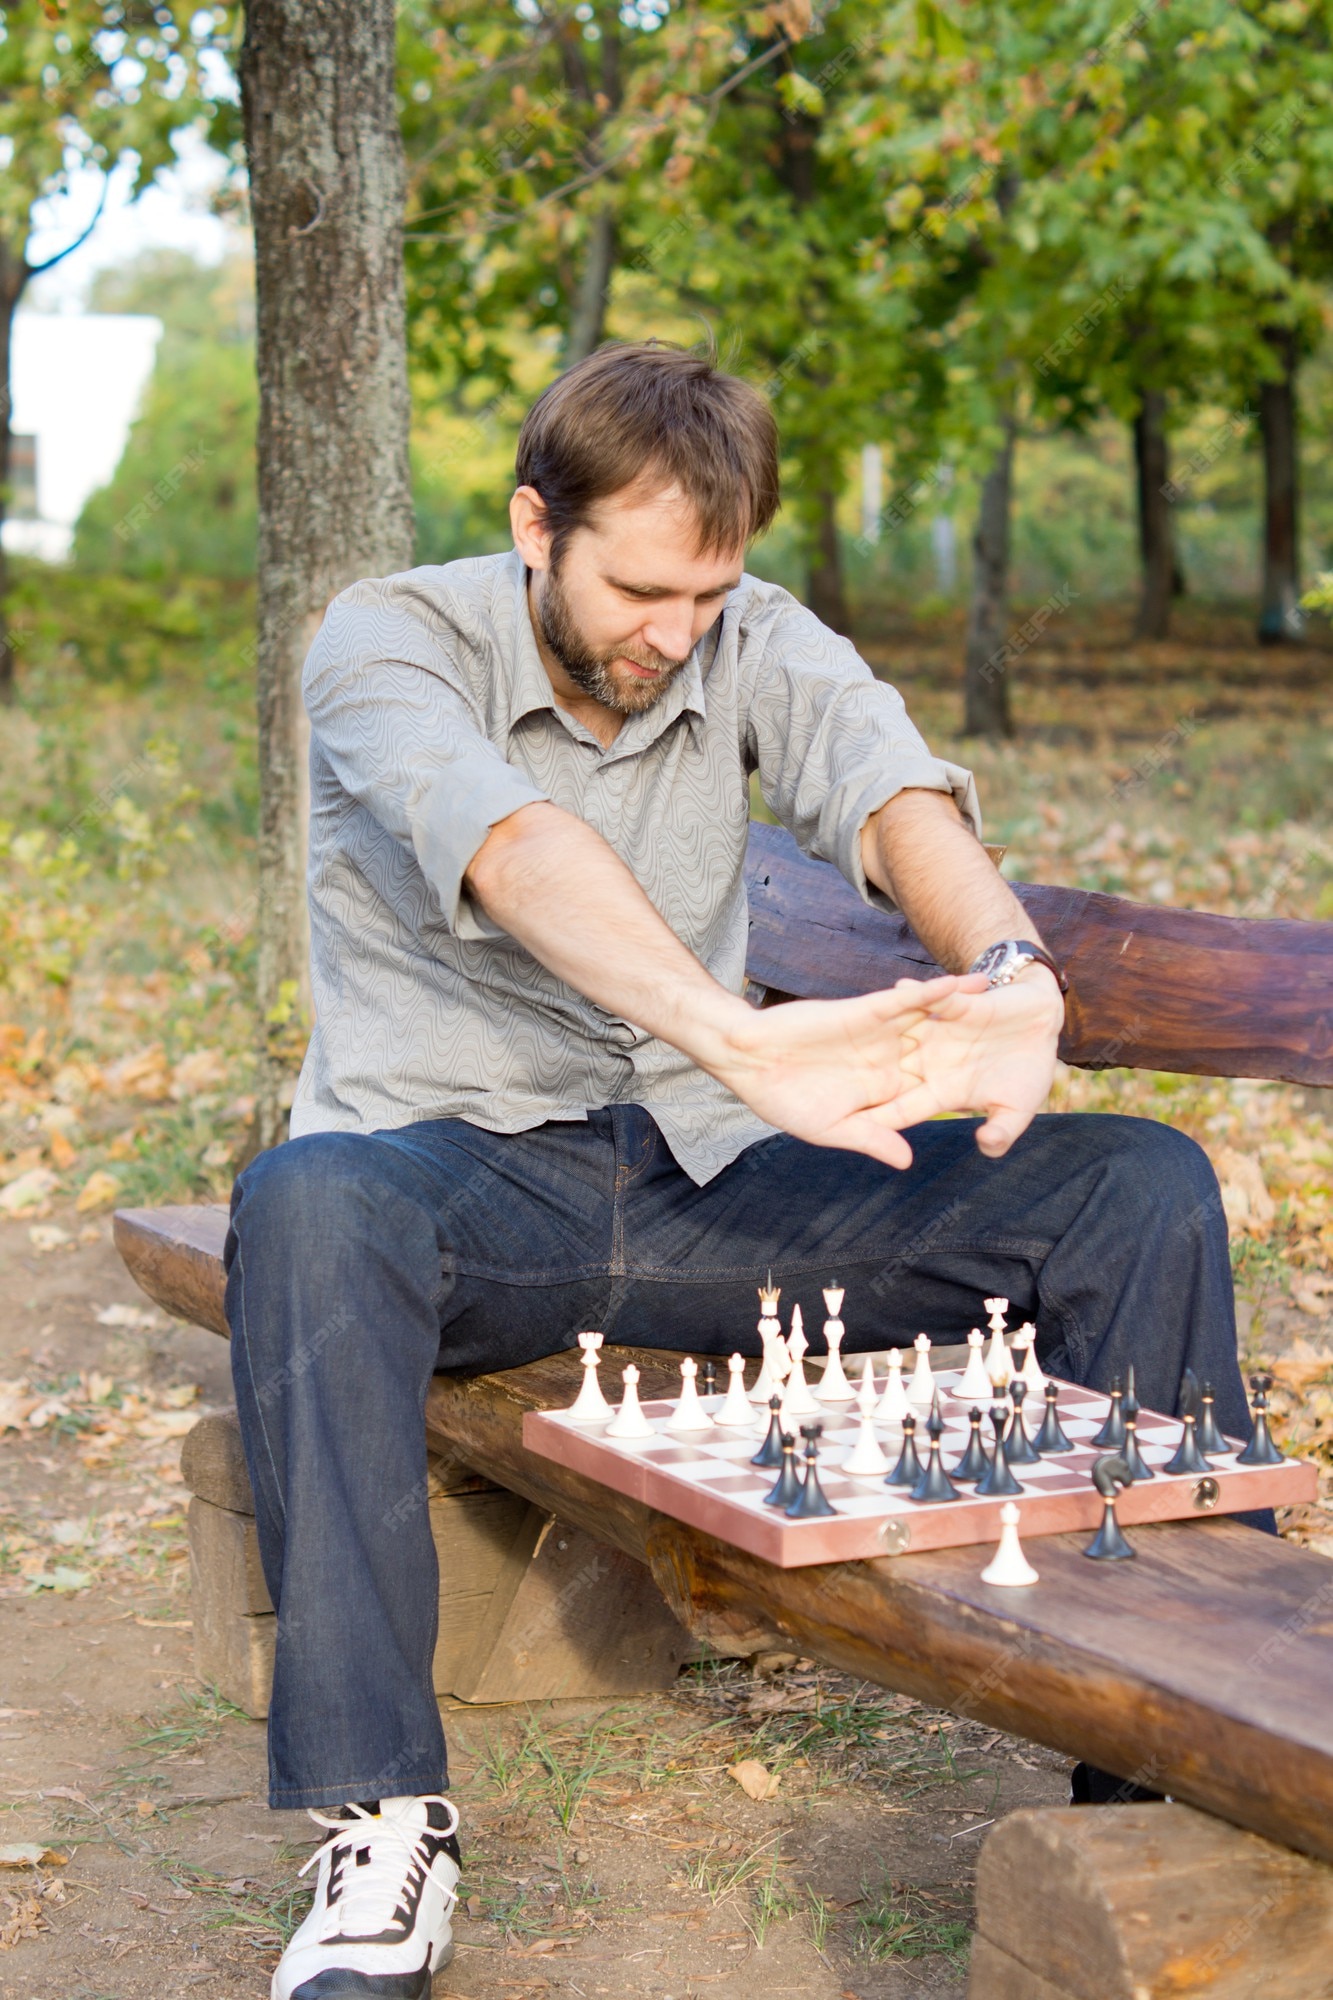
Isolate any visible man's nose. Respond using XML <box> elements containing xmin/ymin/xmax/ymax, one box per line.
<box><xmin>641</xmin><ymin>606</ymin><xmax>695</xmax><ymax>661</ymax></box>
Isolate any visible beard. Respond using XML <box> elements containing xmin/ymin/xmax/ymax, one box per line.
<box><xmin>536</xmin><ymin>562</ymin><xmax>689</xmax><ymax>715</ymax></box>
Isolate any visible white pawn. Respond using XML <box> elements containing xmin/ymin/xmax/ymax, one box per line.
<box><xmin>606</xmin><ymin>1363</ymin><xmax>656</xmax><ymax>1439</ymax></box>
<box><xmin>957</xmin><ymin>1329</ymin><xmax>992</xmax><ymax>1403</ymax></box>
<box><xmin>842</xmin><ymin>1359</ymin><xmax>892</xmax><ymax>1477</ymax></box>
<box><xmin>816</xmin><ymin>1286</ymin><xmax>856</xmax><ymax>1403</ymax></box>
<box><xmin>875</xmin><ymin>1348</ymin><xmax>911</xmax><ymax>1427</ymax></box>
<box><xmin>714</xmin><ymin>1353</ymin><xmax>760</xmax><ymax>1429</ymax></box>
<box><xmin>567</xmin><ymin>1331</ymin><xmax>612</xmax><ymax>1422</ymax></box>
<box><xmin>1014</xmin><ymin>1322</ymin><xmax>1045</xmax><ymax>1404</ymax></box>
<box><xmin>780</xmin><ymin>1306</ymin><xmax>818</xmax><ymax>1421</ymax></box>
<box><xmin>665</xmin><ymin>1356</ymin><xmax>714</xmax><ymax>1433</ymax></box>
<box><xmin>981</xmin><ymin>1501</ymin><xmax>1039</xmax><ymax>1587</ymax></box>
<box><xmin>907</xmin><ymin>1332</ymin><xmax>934</xmax><ymax>1408</ymax></box>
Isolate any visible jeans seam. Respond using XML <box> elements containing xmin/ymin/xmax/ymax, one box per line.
<box><xmin>231</xmin><ymin>1228</ymin><xmax>287</xmax><ymax>1527</ymax></box>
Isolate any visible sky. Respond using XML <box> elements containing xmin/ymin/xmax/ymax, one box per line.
<box><xmin>25</xmin><ymin>128</ymin><xmax>243</xmax><ymax>312</ymax></box>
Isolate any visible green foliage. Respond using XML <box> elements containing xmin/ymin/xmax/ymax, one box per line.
<box><xmin>73</xmin><ymin>250</ymin><xmax>256</xmax><ymax>578</ymax></box>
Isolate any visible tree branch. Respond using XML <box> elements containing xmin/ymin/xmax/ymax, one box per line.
<box><xmin>25</xmin><ymin>177</ymin><xmax>110</xmax><ymax>279</ymax></box>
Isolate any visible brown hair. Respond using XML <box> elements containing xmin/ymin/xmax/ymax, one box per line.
<box><xmin>515</xmin><ymin>339</ymin><xmax>781</xmax><ymax>566</ymax></box>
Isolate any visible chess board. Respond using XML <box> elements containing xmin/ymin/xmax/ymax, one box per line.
<box><xmin>522</xmin><ymin>1358</ymin><xmax>1316</xmax><ymax>1569</ymax></box>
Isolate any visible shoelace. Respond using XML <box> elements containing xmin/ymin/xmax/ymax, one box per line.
<box><xmin>299</xmin><ymin>1797</ymin><xmax>460</xmax><ymax>1941</ymax></box>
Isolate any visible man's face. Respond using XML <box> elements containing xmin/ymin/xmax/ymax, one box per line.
<box><xmin>518</xmin><ymin>480</ymin><xmax>745</xmax><ymax>716</ymax></box>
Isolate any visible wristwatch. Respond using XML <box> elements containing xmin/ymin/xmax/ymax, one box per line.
<box><xmin>968</xmin><ymin>939</ymin><xmax>1069</xmax><ymax>993</ymax></box>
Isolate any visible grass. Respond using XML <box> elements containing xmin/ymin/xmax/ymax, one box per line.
<box><xmin>855</xmin><ymin>1881</ymin><xmax>972</xmax><ymax>1968</ymax></box>
<box><xmin>133</xmin><ymin>1685</ymin><xmax>251</xmax><ymax>1758</ymax></box>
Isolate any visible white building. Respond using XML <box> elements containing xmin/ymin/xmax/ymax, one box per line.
<box><xmin>4</xmin><ymin>312</ymin><xmax>162</xmax><ymax>561</ymax></box>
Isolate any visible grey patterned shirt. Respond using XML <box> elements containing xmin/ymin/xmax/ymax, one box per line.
<box><xmin>291</xmin><ymin>546</ymin><xmax>979</xmax><ymax>1183</ymax></box>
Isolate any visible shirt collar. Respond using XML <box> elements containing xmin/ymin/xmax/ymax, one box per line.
<box><xmin>504</xmin><ymin>545</ymin><xmax>711</xmax><ymax>748</ymax></box>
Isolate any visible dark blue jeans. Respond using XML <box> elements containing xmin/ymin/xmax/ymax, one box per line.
<box><xmin>224</xmin><ymin>1106</ymin><xmax>1252</xmax><ymax>1810</ymax></box>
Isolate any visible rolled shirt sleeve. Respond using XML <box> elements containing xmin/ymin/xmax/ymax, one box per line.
<box><xmin>740</xmin><ymin>585</ymin><xmax>980</xmax><ymax>911</ymax></box>
<box><xmin>303</xmin><ymin>585</ymin><xmax>549</xmax><ymax>938</ymax></box>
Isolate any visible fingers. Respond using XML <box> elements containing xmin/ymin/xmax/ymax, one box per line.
<box><xmin>824</xmin><ymin>1114</ymin><xmax>915</xmax><ymax>1170</ymax></box>
<box><xmin>975</xmin><ymin>1106</ymin><xmax>1036</xmax><ymax>1158</ymax></box>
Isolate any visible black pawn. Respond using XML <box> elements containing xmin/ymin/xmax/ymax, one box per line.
<box><xmin>976</xmin><ymin>1404</ymin><xmax>1024</xmax><ymax>1497</ymax></box>
<box><xmin>1084</xmin><ymin>1454</ymin><xmax>1136</xmax><ymax>1561</ymax></box>
<box><xmin>763</xmin><ymin>1432</ymin><xmax>803</xmax><ymax>1509</ymax></box>
<box><xmin>910</xmin><ymin>1396</ymin><xmax>961</xmax><ymax>1504</ymax></box>
<box><xmin>885</xmin><ymin>1413</ymin><xmax>923</xmax><ymax>1489</ymax></box>
<box><xmin>950</xmin><ymin>1406</ymin><xmax>991</xmax><ymax>1483</ymax></box>
<box><xmin>702</xmin><ymin>1360</ymin><xmax>717</xmax><ymax>1398</ymax></box>
<box><xmin>1035</xmin><ymin>1381</ymin><xmax>1073</xmax><ymax>1456</ymax></box>
<box><xmin>786</xmin><ymin>1422</ymin><xmax>839</xmax><ymax>1518</ymax></box>
<box><xmin>1163</xmin><ymin>1410</ymin><xmax>1210</xmax><ymax>1476</ymax></box>
<box><xmin>1003</xmin><ymin>1379</ymin><xmax>1042</xmax><ymax>1467</ymax></box>
<box><xmin>1092</xmin><ymin>1374</ymin><xmax>1126</xmax><ymax>1451</ymax></box>
<box><xmin>1197</xmin><ymin>1379</ymin><xmax>1226</xmax><ymax>1457</ymax></box>
<box><xmin>1120</xmin><ymin>1374</ymin><xmax>1154</xmax><ymax>1483</ymax></box>
<box><xmin>750</xmin><ymin>1395</ymin><xmax>785</xmax><ymax>1470</ymax></box>
<box><xmin>1237</xmin><ymin>1373</ymin><xmax>1284</xmax><ymax>1467</ymax></box>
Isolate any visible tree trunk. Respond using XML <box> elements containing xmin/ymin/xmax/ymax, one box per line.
<box><xmin>1133</xmin><ymin>389</ymin><xmax>1175</xmax><ymax>640</ymax></box>
<box><xmin>0</xmin><ymin>235</ymin><xmax>29</xmax><ymax>706</ymax></box>
<box><xmin>963</xmin><ymin>419</ymin><xmax>1016</xmax><ymax>738</ymax></box>
<box><xmin>1258</xmin><ymin>328</ymin><xmax>1302</xmax><ymax>643</ymax></box>
<box><xmin>564</xmin><ymin>206</ymin><xmax>616</xmax><ymax>367</ymax></box>
<box><xmin>807</xmin><ymin>482</ymin><xmax>849</xmax><ymax>634</ymax></box>
<box><xmin>241</xmin><ymin>0</ymin><xmax>414</xmax><ymax>1151</ymax></box>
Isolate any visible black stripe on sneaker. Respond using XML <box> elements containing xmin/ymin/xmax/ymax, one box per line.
<box><xmin>290</xmin><ymin>1951</ymin><xmax>434</xmax><ymax>1998</ymax></box>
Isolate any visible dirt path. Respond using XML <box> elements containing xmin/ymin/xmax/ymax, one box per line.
<box><xmin>0</xmin><ymin>1207</ymin><xmax>1079</xmax><ymax>1998</ymax></box>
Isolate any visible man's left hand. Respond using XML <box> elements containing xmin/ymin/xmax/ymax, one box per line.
<box><xmin>889</xmin><ymin>968</ymin><xmax>1065</xmax><ymax>1158</ymax></box>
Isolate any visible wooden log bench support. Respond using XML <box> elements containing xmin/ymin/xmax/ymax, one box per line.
<box><xmin>112</xmin><ymin>825</ymin><xmax>1333</xmax><ymax>1991</ymax></box>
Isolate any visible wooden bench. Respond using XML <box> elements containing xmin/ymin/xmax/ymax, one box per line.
<box><xmin>114</xmin><ymin>823</ymin><xmax>1333</xmax><ymax>1997</ymax></box>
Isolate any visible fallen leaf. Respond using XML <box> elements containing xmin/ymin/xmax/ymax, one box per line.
<box><xmin>94</xmin><ymin>1303</ymin><xmax>158</xmax><ymax>1329</ymax></box>
<box><xmin>40</xmin><ymin>1787</ymin><xmax>88</xmax><ymax>1805</ymax></box>
<box><xmin>46</xmin><ymin>1130</ymin><xmax>78</xmax><ymax>1171</ymax></box>
<box><xmin>0</xmin><ymin>1889</ymin><xmax>47</xmax><ymax>1948</ymax></box>
<box><xmin>726</xmin><ymin>1759</ymin><xmax>781</xmax><ymax>1802</ymax></box>
<box><xmin>27</xmin><ymin>1224</ymin><xmax>72</xmax><ymax>1252</ymax></box>
<box><xmin>1270</xmin><ymin>1336</ymin><xmax>1333</xmax><ymax>1386</ymax></box>
<box><xmin>0</xmin><ymin>1845</ymin><xmax>67</xmax><ymax>1869</ymax></box>
<box><xmin>76</xmin><ymin>1170</ymin><xmax>122</xmax><ymax>1214</ymax></box>
<box><xmin>0</xmin><ymin>1168</ymin><xmax>58</xmax><ymax>1215</ymax></box>
<box><xmin>1212</xmin><ymin>1148</ymin><xmax>1276</xmax><ymax>1235</ymax></box>
<box><xmin>29</xmin><ymin>1567</ymin><xmax>92</xmax><ymax>1594</ymax></box>
<box><xmin>1291</xmin><ymin>1279</ymin><xmax>1333</xmax><ymax>1319</ymax></box>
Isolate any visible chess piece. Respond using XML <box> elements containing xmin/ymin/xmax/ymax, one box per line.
<box><xmin>875</xmin><ymin>1348</ymin><xmax>911</xmax><ymax>1427</ymax></box>
<box><xmin>957</xmin><ymin>1329</ymin><xmax>992</xmax><ymax>1403</ymax></box>
<box><xmin>749</xmin><ymin>1277</ymin><xmax>784</xmax><ymax>1403</ymax></box>
<box><xmin>715</xmin><ymin>1354</ymin><xmax>760</xmax><ymax>1429</ymax></box>
<box><xmin>786</xmin><ymin>1422</ymin><xmax>839</xmax><ymax>1518</ymax></box>
<box><xmin>606</xmin><ymin>1364</ymin><xmax>655</xmax><ymax>1439</ymax></box>
<box><xmin>763</xmin><ymin>1431</ymin><xmax>803</xmax><ymax>1509</ymax></box>
<box><xmin>1092</xmin><ymin>1375</ymin><xmax>1127</xmax><ymax>1451</ymax></box>
<box><xmin>1237</xmin><ymin>1372</ymin><xmax>1285</xmax><ymax>1466</ymax></box>
<box><xmin>702</xmin><ymin>1360</ymin><xmax>718</xmax><ymax>1399</ymax></box>
<box><xmin>984</xmin><ymin>1300</ymin><xmax>1012</xmax><ymax>1389</ymax></box>
<box><xmin>780</xmin><ymin>1305</ymin><xmax>818</xmax><ymax>1421</ymax></box>
<box><xmin>1120</xmin><ymin>1366</ymin><xmax>1154</xmax><ymax>1483</ymax></box>
<box><xmin>1197</xmin><ymin>1378</ymin><xmax>1227</xmax><ymax>1457</ymax></box>
<box><xmin>885</xmin><ymin>1412</ymin><xmax>923</xmax><ymax>1489</ymax></box>
<box><xmin>751</xmin><ymin>1394</ymin><xmax>786</xmax><ymax>1467</ymax></box>
<box><xmin>981</xmin><ymin>1501</ymin><xmax>1039</xmax><ymax>1587</ymax></box>
<box><xmin>567</xmin><ymin>1331</ymin><xmax>612</xmax><ymax>1422</ymax></box>
<box><xmin>1003</xmin><ymin>1378</ymin><xmax>1042</xmax><ymax>1466</ymax></box>
<box><xmin>1034</xmin><ymin>1381</ymin><xmax>1074</xmax><ymax>1456</ymax></box>
<box><xmin>665</xmin><ymin>1357</ymin><xmax>714</xmax><ymax>1433</ymax></box>
<box><xmin>907</xmin><ymin>1333</ymin><xmax>935</xmax><ymax>1408</ymax></box>
<box><xmin>1013</xmin><ymin>1323</ymin><xmax>1045</xmax><ymax>1404</ymax></box>
<box><xmin>976</xmin><ymin>1405</ymin><xmax>1024</xmax><ymax>1497</ymax></box>
<box><xmin>1084</xmin><ymin>1455</ymin><xmax>1136</xmax><ymax>1560</ymax></box>
<box><xmin>842</xmin><ymin>1362</ymin><xmax>892</xmax><ymax>1477</ymax></box>
<box><xmin>1163</xmin><ymin>1407</ymin><xmax>1211</xmax><ymax>1476</ymax></box>
<box><xmin>910</xmin><ymin>1393</ymin><xmax>961</xmax><ymax>1504</ymax></box>
<box><xmin>949</xmin><ymin>1406</ymin><xmax>991</xmax><ymax>1483</ymax></box>
<box><xmin>816</xmin><ymin>1286</ymin><xmax>856</xmax><ymax>1402</ymax></box>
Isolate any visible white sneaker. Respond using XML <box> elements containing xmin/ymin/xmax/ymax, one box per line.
<box><xmin>271</xmin><ymin>1794</ymin><xmax>460</xmax><ymax>1999</ymax></box>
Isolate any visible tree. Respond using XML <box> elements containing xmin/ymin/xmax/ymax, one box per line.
<box><xmin>240</xmin><ymin>0</ymin><xmax>414</xmax><ymax>1150</ymax></box>
<box><xmin>0</xmin><ymin>1</ymin><xmax>225</xmax><ymax>699</ymax></box>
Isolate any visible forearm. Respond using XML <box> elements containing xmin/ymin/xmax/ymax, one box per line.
<box><xmin>464</xmin><ymin>801</ymin><xmax>744</xmax><ymax>1068</ymax></box>
<box><xmin>862</xmin><ymin>788</ymin><xmax>1046</xmax><ymax>973</ymax></box>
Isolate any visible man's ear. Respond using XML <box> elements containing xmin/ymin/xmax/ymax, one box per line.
<box><xmin>510</xmin><ymin>486</ymin><xmax>554</xmax><ymax>571</ymax></box>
